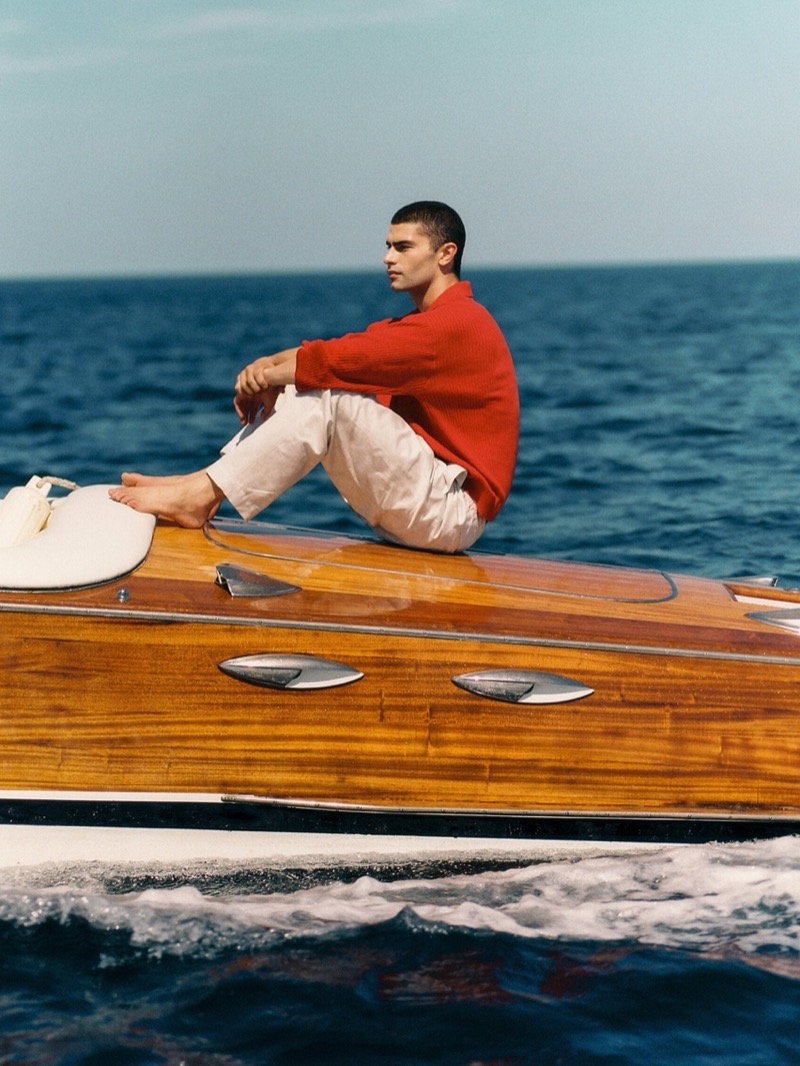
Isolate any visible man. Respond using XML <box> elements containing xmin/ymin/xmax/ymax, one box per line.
<box><xmin>109</xmin><ymin>201</ymin><xmax>519</xmax><ymax>553</ymax></box>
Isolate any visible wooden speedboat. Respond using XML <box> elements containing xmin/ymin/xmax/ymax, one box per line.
<box><xmin>3</xmin><ymin>482</ymin><xmax>800</xmax><ymax>874</ymax></box>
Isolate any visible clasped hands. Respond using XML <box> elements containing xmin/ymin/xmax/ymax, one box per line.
<box><xmin>233</xmin><ymin>347</ymin><xmax>298</xmax><ymax>425</ymax></box>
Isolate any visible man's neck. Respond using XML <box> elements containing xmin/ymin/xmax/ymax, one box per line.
<box><xmin>411</xmin><ymin>273</ymin><xmax>460</xmax><ymax>312</ymax></box>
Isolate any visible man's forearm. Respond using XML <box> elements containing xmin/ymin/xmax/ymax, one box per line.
<box><xmin>235</xmin><ymin>347</ymin><xmax>299</xmax><ymax>395</ymax></box>
<box><xmin>233</xmin><ymin>348</ymin><xmax>299</xmax><ymax>425</ymax></box>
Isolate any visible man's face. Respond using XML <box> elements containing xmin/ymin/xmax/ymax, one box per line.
<box><xmin>383</xmin><ymin>222</ymin><xmax>440</xmax><ymax>296</ymax></box>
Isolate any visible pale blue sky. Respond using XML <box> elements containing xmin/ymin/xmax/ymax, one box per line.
<box><xmin>2</xmin><ymin>0</ymin><xmax>799</xmax><ymax>278</ymax></box>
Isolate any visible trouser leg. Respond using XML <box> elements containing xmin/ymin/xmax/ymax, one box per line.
<box><xmin>319</xmin><ymin>392</ymin><xmax>484</xmax><ymax>552</ymax></box>
<box><xmin>207</xmin><ymin>387</ymin><xmax>331</xmax><ymax>519</ymax></box>
<box><xmin>206</xmin><ymin>387</ymin><xmax>485</xmax><ymax>552</ymax></box>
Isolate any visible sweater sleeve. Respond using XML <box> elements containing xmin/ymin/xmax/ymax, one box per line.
<box><xmin>295</xmin><ymin>313</ymin><xmax>438</xmax><ymax>395</ymax></box>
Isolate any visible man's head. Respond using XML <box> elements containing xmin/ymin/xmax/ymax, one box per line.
<box><xmin>390</xmin><ymin>201</ymin><xmax>466</xmax><ymax>279</ymax></box>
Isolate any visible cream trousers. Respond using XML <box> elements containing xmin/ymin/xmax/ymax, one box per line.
<box><xmin>206</xmin><ymin>386</ymin><xmax>485</xmax><ymax>553</ymax></box>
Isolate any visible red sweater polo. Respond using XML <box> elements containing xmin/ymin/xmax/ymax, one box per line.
<box><xmin>294</xmin><ymin>281</ymin><xmax>519</xmax><ymax>522</ymax></box>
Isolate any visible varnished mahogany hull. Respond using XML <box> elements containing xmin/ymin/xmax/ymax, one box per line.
<box><xmin>3</xmin><ymin>517</ymin><xmax>800</xmax><ymax>844</ymax></box>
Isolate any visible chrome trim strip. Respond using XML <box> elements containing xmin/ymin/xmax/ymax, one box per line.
<box><xmin>3</xmin><ymin>599</ymin><xmax>800</xmax><ymax>667</ymax></box>
<box><xmin>0</xmin><ymin>789</ymin><xmax>228</xmax><ymax>803</ymax></box>
<box><xmin>222</xmin><ymin>793</ymin><xmax>800</xmax><ymax>824</ymax></box>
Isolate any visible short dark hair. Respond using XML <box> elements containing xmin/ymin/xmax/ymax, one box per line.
<box><xmin>391</xmin><ymin>201</ymin><xmax>466</xmax><ymax>278</ymax></box>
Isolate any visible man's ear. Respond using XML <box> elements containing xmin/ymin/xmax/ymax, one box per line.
<box><xmin>437</xmin><ymin>242</ymin><xmax>458</xmax><ymax>271</ymax></box>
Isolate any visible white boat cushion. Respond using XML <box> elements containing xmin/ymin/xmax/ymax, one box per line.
<box><xmin>0</xmin><ymin>485</ymin><xmax>155</xmax><ymax>591</ymax></box>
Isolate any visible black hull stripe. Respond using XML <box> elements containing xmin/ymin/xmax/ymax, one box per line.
<box><xmin>0</xmin><ymin>798</ymin><xmax>798</xmax><ymax>846</ymax></box>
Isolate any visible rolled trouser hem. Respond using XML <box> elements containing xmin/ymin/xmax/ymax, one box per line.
<box><xmin>205</xmin><ymin>459</ymin><xmax>262</xmax><ymax>521</ymax></box>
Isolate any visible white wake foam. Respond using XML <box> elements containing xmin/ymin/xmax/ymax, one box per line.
<box><xmin>1</xmin><ymin>837</ymin><xmax>799</xmax><ymax>964</ymax></box>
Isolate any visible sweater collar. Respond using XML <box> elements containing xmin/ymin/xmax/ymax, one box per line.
<box><xmin>426</xmin><ymin>280</ymin><xmax>472</xmax><ymax>310</ymax></box>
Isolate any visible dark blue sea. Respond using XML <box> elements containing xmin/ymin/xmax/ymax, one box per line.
<box><xmin>2</xmin><ymin>262</ymin><xmax>800</xmax><ymax>1063</ymax></box>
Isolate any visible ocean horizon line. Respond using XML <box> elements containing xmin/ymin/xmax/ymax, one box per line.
<box><xmin>2</xmin><ymin>255</ymin><xmax>800</xmax><ymax>287</ymax></box>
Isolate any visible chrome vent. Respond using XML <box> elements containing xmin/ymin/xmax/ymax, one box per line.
<box><xmin>453</xmin><ymin>669</ymin><xmax>593</xmax><ymax>705</ymax></box>
<box><xmin>219</xmin><ymin>653</ymin><xmax>363</xmax><ymax>690</ymax></box>
<box><xmin>747</xmin><ymin>608</ymin><xmax>800</xmax><ymax>636</ymax></box>
<box><xmin>215</xmin><ymin>564</ymin><xmax>300</xmax><ymax>598</ymax></box>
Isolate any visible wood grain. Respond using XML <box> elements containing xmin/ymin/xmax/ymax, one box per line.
<box><xmin>3</xmin><ymin>519</ymin><xmax>800</xmax><ymax>816</ymax></box>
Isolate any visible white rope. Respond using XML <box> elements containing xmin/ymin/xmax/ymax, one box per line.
<box><xmin>32</xmin><ymin>476</ymin><xmax>80</xmax><ymax>492</ymax></box>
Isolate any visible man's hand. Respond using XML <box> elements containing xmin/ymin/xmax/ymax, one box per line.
<box><xmin>233</xmin><ymin>348</ymin><xmax>298</xmax><ymax>425</ymax></box>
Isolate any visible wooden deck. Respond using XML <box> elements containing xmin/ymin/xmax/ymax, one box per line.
<box><xmin>3</xmin><ymin>519</ymin><xmax>800</xmax><ymax>821</ymax></box>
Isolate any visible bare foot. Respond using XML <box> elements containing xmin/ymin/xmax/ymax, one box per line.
<box><xmin>120</xmin><ymin>471</ymin><xmax>184</xmax><ymax>487</ymax></box>
<box><xmin>108</xmin><ymin>471</ymin><xmax>223</xmax><ymax>528</ymax></box>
